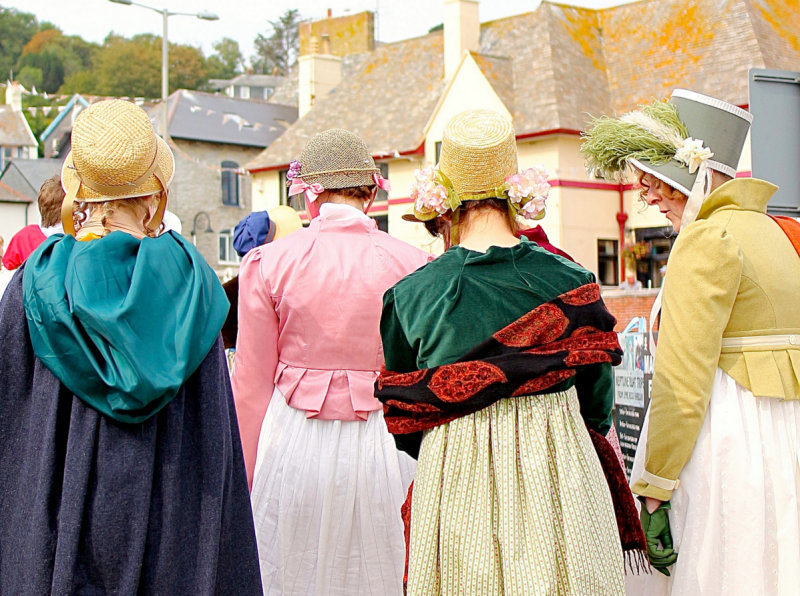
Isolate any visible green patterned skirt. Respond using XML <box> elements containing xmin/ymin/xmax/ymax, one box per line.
<box><xmin>408</xmin><ymin>387</ymin><xmax>625</xmax><ymax>595</ymax></box>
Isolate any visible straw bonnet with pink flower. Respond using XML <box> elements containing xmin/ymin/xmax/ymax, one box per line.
<box><xmin>406</xmin><ymin>109</ymin><xmax>550</xmax><ymax>242</ymax></box>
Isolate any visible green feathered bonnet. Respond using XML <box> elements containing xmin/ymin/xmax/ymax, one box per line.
<box><xmin>581</xmin><ymin>89</ymin><xmax>752</xmax><ymax>197</ymax></box>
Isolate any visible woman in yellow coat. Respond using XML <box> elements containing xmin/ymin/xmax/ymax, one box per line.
<box><xmin>583</xmin><ymin>89</ymin><xmax>800</xmax><ymax>595</ymax></box>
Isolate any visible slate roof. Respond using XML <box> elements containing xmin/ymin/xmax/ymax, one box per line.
<box><xmin>248</xmin><ymin>0</ymin><xmax>800</xmax><ymax>171</ymax></box>
<box><xmin>250</xmin><ymin>32</ymin><xmax>446</xmax><ymax>170</ymax></box>
<box><xmin>151</xmin><ymin>89</ymin><xmax>298</xmax><ymax>148</ymax></box>
<box><xmin>0</xmin><ymin>158</ymin><xmax>62</xmax><ymax>202</ymax></box>
<box><xmin>0</xmin><ymin>106</ymin><xmax>37</xmax><ymax>147</ymax></box>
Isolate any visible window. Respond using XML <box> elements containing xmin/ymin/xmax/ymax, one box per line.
<box><xmin>634</xmin><ymin>226</ymin><xmax>677</xmax><ymax>288</ymax></box>
<box><xmin>372</xmin><ymin>214</ymin><xmax>388</xmax><ymax>232</ymax></box>
<box><xmin>376</xmin><ymin>162</ymin><xmax>389</xmax><ymax>203</ymax></box>
<box><xmin>221</xmin><ymin>160</ymin><xmax>240</xmax><ymax>206</ymax></box>
<box><xmin>280</xmin><ymin>169</ymin><xmax>305</xmax><ymax>211</ymax></box>
<box><xmin>218</xmin><ymin>228</ymin><xmax>241</xmax><ymax>265</ymax></box>
<box><xmin>597</xmin><ymin>239</ymin><xmax>619</xmax><ymax>286</ymax></box>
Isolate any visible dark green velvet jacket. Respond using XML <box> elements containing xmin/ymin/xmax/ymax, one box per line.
<box><xmin>380</xmin><ymin>239</ymin><xmax>614</xmax><ymax>434</ymax></box>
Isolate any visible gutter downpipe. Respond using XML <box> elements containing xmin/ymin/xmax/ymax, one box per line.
<box><xmin>616</xmin><ymin>182</ymin><xmax>627</xmax><ymax>281</ymax></box>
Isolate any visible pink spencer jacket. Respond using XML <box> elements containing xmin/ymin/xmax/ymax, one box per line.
<box><xmin>232</xmin><ymin>204</ymin><xmax>432</xmax><ymax>484</ymax></box>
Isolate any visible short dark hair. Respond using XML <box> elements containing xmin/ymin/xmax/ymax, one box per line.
<box><xmin>38</xmin><ymin>175</ymin><xmax>65</xmax><ymax>228</ymax></box>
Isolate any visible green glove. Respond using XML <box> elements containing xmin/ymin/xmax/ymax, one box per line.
<box><xmin>639</xmin><ymin>500</ymin><xmax>678</xmax><ymax>576</ymax></box>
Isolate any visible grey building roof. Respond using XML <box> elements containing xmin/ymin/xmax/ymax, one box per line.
<box><xmin>0</xmin><ymin>158</ymin><xmax>62</xmax><ymax>202</ymax></box>
<box><xmin>248</xmin><ymin>0</ymin><xmax>800</xmax><ymax>171</ymax></box>
<box><xmin>152</xmin><ymin>89</ymin><xmax>298</xmax><ymax>148</ymax></box>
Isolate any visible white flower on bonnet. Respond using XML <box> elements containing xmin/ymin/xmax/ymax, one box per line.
<box><xmin>674</xmin><ymin>137</ymin><xmax>714</xmax><ymax>174</ymax></box>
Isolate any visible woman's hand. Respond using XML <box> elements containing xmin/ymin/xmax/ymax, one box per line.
<box><xmin>645</xmin><ymin>496</ymin><xmax>662</xmax><ymax>514</ymax></box>
<box><xmin>639</xmin><ymin>499</ymin><xmax>678</xmax><ymax>575</ymax></box>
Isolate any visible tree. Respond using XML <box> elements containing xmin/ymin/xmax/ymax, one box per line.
<box><xmin>0</xmin><ymin>8</ymin><xmax>38</xmax><ymax>79</ymax></box>
<box><xmin>88</xmin><ymin>33</ymin><xmax>206</xmax><ymax>98</ymax></box>
<box><xmin>206</xmin><ymin>38</ymin><xmax>243</xmax><ymax>80</ymax></box>
<box><xmin>252</xmin><ymin>9</ymin><xmax>301</xmax><ymax>76</ymax></box>
<box><xmin>17</xmin><ymin>51</ymin><xmax>64</xmax><ymax>92</ymax></box>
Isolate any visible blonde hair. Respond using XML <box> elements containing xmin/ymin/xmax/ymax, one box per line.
<box><xmin>75</xmin><ymin>192</ymin><xmax>164</xmax><ymax>237</ymax></box>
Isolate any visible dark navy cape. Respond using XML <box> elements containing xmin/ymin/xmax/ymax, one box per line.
<box><xmin>0</xmin><ymin>270</ymin><xmax>262</xmax><ymax>595</ymax></box>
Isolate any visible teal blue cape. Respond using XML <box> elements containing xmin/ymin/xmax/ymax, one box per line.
<box><xmin>22</xmin><ymin>231</ymin><xmax>229</xmax><ymax>423</ymax></box>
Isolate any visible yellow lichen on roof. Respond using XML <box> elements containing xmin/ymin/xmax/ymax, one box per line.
<box><xmin>558</xmin><ymin>7</ymin><xmax>604</xmax><ymax>71</ymax></box>
<box><xmin>600</xmin><ymin>0</ymin><xmax>717</xmax><ymax>110</ymax></box>
<box><xmin>754</xmin><ymin>0</ymin><xmax>800</xmax><ymax>52</ymax></box>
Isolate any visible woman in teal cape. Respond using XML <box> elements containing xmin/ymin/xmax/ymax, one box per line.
<box><xmin>0</xmin><ymin>99</ymin><xmax>261</xmax><ymax>595</ymax></box>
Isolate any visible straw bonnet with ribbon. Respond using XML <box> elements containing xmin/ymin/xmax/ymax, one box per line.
<box><xmin>60</xmin><ymin>99</ymin><xmax>175</xmax><ymax>236</ymax></box>
<box><xmin>406</xmin><ymin>109</ymin><xmax>551</xmax><ymax>243</ymax></box>
<box><xmin>286</xmin><ymin>128</ymin><xmax>390</xmax><ymax>218</ymax></box>
<box><xmin>581</xmin><ymin>89</ymin><xmax>752</xmax><ymax>231</ymax></box>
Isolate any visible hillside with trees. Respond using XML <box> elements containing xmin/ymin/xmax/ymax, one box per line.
<box><xmin>0</xmin><ymin>5</ymin><xmax>302</xmax><ymax>155</ymax></box>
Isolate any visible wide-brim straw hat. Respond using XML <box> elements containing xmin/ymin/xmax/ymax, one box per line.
<box><xmin>439</xmin><ymin>109</ymin><xmax>518</xmax><ymax>199</ymax></box>
<box><xmin>61</xmin><ymin>99</ymin><xmax>175</xmax><ymax>203</ymax></box>
<box><xmin>268</xmin><ymin>205</ymin><xmax>303</xmax><ymax>239</ymax></box>
<box><xmin>295</xmin><ymin>128</ymin><xmax>379</xmax><ymax>190</ymax></box>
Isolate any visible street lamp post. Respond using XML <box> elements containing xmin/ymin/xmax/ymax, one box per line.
<box><xmin>108</xmin><ymin>0</ymin><xmax>219</xmax><ymax>140</ymax></box>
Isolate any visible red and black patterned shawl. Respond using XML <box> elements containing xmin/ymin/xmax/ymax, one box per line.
<box><xmin>376</xmin><ymin>283</ymin><xmax>622</xmax><ymax>433</ymax></box>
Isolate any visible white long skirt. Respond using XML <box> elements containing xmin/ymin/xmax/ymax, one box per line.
<box><xmin>250</xmin><ymin>388</ymin><xmax>416</xmax><ymax>596</ymax></box>
<box><xmin>626</xmin><ymin>368</ymin><xmax>800</xmax><ymax>595</ymax></box>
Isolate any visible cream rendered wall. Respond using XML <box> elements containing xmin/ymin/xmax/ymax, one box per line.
<box><xmin>251</xmin><ymin>170</ymin><xmax>283</xmax><ymax>212</ymax></box>
<box><xmin>423</xmin><ymin>55</ymin><xmax>511</xmax><ymax>164</ymax></box>
<box><xmin>559</xmin><ymin>187</ymin><xmax>620</xmax><ymax>272</ymax></box>
<box><xmin>517</xmin><ymin>135</ymin><xmax>620</xmax><ymax>275</ymax></box>
<box><xmin>384</xmin><ymin>156</ymin><xmax>445</xmax><ymax>253</ymax></box>
<box><xmin>0</xmin><ymin>203</ymin><xmax>29</xmax><ymax>245</ymax></box>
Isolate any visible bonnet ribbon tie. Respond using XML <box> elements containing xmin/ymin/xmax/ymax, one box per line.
<box><xmin>679</xmin><ymin>160</ymin><xmax>712</xmax><ymax>230</ymax></box>
<box><xmin>372</xmin><ymin>173</ymin><xmax>391</xmax><ymax>192</ymax></box>
<box><xmin>363</xmin><ymin>173</ymin><xmax>391</xmax><ymax>215</ymax></box>
<box><xmin>289</xmin><ymin>179</ymin><xmax>325</xmax><ymax>203</ymax></box>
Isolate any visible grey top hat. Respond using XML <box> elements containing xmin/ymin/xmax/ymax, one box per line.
<box><xmin>581</xmin><ymin>89</ymin><xmax>753</xmax><ymax>228</ymax></box>
<box><xmin>630</xmin><ymin>90</ymin><xmax>752</xmax><ymax>196</ymax></box>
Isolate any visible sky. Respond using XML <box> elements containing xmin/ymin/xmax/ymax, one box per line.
<box><xmin>3</xmin><ymin>0</ymin><xmax>638</xmax><ymax>67</ymax></box>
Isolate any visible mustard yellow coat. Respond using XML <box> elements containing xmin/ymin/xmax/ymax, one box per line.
<box><xmin>632</xmin><ymin>178</ymin><xmax>800</xmax><ymax>500</ymax></box>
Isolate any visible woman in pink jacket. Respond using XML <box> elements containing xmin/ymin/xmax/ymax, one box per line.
<box><xmin>232</xmin><ymin>129</ymin><xmax>431</xmax><ymax>595</ymax></box>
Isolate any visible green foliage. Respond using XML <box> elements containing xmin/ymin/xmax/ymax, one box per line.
<box><xmin>0</xmin><ymin>7</ymin><xmax>38</xmax><ymax>79</ymax></box>
<box><xmin>86</xmin><ymin>33</ymin><xmax>205</xmax><ymax>98</ymax></box>
<box><xmin>22</xmin><ymin>93</ymin><xmax>70</xmax><ymax>157</ymax></box>
<box><xmin>17</xmin><ymin>51</ymin><xmax>64</xmax><ymax>92</ymax></box>
<box><xmin>252</xmin><ymin>9</ymin><xmax>301</xmax><ymax>76</ymax></box>
<box><xmin>17</xmin><ymin>65</ymin><xmax>42</xmax><ymax>90</ymax></box>
<box><xmin>206</xmin><ymin>38</ymin><xmax>244</xmax><ymax>80</ymax></box>
<box><xmin>59</xmin><ymin>69</ymin><xmax>98</xmax><ymax>95</ymax></box>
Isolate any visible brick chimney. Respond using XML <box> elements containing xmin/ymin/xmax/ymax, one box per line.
<box><xmin>444</xmin><ymin>0</ymin><xmax>480</xmax><ymax>81</ymax></box>
<box><xmin>298</xmin><ymin>38</ymin><xmax>342</xmax><ymax>117</ymax></box>
<box><xmin>297</xmin><ymin>11</ymin><xmax>375</xmax><ymax>117</ymax></box>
